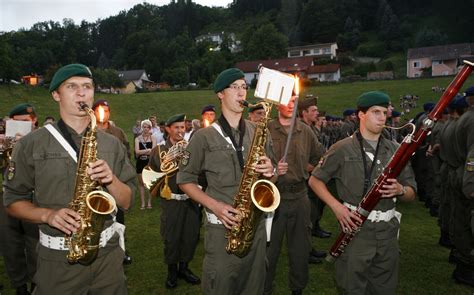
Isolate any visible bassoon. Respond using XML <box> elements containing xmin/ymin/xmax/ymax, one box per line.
<box><xmin>327</xmin><ymin>60</ymin><xmax>474</xmax><ymax>261</ymax></box>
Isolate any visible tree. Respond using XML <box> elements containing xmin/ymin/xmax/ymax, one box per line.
<box><xmin>415</xmin><ymin>28</ymin><xmax>449</xmax><ymax>47</ymax></box>
<box><xmin>241</xmin><ymin>22</ymin><xmax>288</xmax><ymax>59</ymax></box>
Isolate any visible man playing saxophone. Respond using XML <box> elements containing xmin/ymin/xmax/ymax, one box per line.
<box><xmin>3</xmin><ymin>64</ymin><xmax>136</xmax><ymax>294</ymax></box>
<box><xmin>148</xmin><ymin>113</ymin><xmax>201</xmax><ymax>289</ymax></box>
<box><xmin>177</xmin><ymin>68</ymin><xmax>275</xmax><ymax>295</ymax></box>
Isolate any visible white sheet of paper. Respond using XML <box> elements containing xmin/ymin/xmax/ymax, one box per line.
<box><xmin>254</xmin><ymin>67</ymin><xmax>296</xmax><ymax>105</ymax></box>
<box><xmin>5</xmin><ymin>120</ymin><xmax>32</xmax><ymax>137</ymax></box>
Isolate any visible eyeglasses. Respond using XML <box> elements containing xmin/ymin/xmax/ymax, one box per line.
<box><xmin>226</xmin><ymin>84</ymin><xmax>249</xmax><ymax>91</ymax></box>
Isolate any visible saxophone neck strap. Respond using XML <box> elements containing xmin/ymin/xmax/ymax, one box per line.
<box><xmin>44</xmin><ymin>123</ymin><xmax>78</xmax><ymax>163</ymax></box>
<box><xmin>214</xmin><ymin>116</ymin><xmax>246</xmax><ymax>171</ymax></box>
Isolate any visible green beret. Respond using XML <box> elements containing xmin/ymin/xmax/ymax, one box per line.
<box><xmin>166</xmin><ymin>113</ymin><xmax>186</xmax><ymax>126</ymax></box>
<box><xmin>213</xmin><ymin>68</ymin><xmax>245</xmax><ymax>93</ymax></box>
<box><xmin>356</xmin><ymin>91</ymin><xmax>390</xmax><ymax>108</ymax></box>
<box><xmin>249</xmin><ymin>104</ymin><xmax>264</xmax><ymax>113</ymax></box>
<box><xmin>9</xmin><ymin>103</ymin><xmax>36</xmax><ymax>118</ymax></box>
<box><xmin>49</xmin><ymin>63</ymin><xmax>93</xmax><ymax>92</ymax></box>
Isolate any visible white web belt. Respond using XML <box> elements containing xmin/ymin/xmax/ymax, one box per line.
<box><xmin>343</xmin><ymin>202</ymin><xmax>401</xmax><ymax>223</ymax></box>
<box><xmin>169</xmin><ymin>193</ymin><xmax>189</xmax><ymax>201</ymax></box>
<box><xmin>39</xmin><ymin>221</ymin><xmax>125</xmax><ymax>251</ymax></box>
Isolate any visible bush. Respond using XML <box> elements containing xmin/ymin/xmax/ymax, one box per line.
<box><xmin>198</xmin><ymin>79</ymin><xmax>209</xmax><ymax>88</ymax></box>
<box><xmin>354</xmin><ymin>63</ymin><xmax>376</xmax><ymax>76</ymax></box>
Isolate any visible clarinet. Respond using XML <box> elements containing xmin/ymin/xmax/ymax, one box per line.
<box><xmin>327</xmin><ymin>60</ymin><xmax>474</xmax><ymax>261</ymax></box>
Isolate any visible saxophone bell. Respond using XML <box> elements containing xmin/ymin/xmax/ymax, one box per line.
<box><xmin>251</xmin><ymin>179</ymin><xmax>280</xmax><ymax>212</ymax></box>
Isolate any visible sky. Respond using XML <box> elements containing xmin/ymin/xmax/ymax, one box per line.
<box><xmin>0</xmin><ymin>0</ymin><xmax>233</xmax><ymax>32</ymax></box>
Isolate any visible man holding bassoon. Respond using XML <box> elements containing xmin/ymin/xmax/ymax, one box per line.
<box><xmin>309</xmin><ymin>91</ymin><xmax>417</xmax><ymax>294</ymax></box>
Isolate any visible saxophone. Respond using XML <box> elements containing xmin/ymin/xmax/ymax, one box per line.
<box><xmin>225</xmin><ymin>100</ymin><xmax>280</xmax><ymax>258</ymax></box>
<box><xmin>65</xmin><ymin>102</ymin><xmax>117</xmax><ymax>265</ymax></box>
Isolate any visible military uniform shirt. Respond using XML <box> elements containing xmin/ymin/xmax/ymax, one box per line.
<box><xmin>177</xmin><ymin>120</ymin><xmax>274</xmax><ymax>206</ymax></box>
<box><xmin>268</xmin><ymin>119</ymin><xmax>324</xmax><ymax>188</ymax></box>
<box><xmin>3</xmin><ymin>122</ymin><xmax>137</xmax><ymax>237</ymax></box>
<box><xmin>312</xmin><ymin>134</ymin><xmax>417</xmax><ymax>239</ymax></box>
<box><xmin>463</xmin><ymin>145</ymin><xmax>474</xmax><ymax>197</ymax></box>
<box><xmin>454</xmin><ymin>108</ymin><xmax>474</xmax><ymax>164</ymax></box>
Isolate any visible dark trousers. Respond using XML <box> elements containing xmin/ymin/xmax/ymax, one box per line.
<box><xmin>0</xmin><ymin>200</ymin><xmax>38</xmax><ymax>289</ymax></box>
<box><xmin>264</xmin><ymin>196</ymin><xmax>311</xmax><ymax>293</ymax></box>
<box><xmin>308</xmin><ymin>185</ymin><xmax>326</xmax><ymax>233</ymax></box>
<box><xmin>202</xmin><ymin>220</ymin><xmax>266</xmax><ymax>295</ymax></box>
<box><xmin>160</xmin><ymin>199</ymin><xmax>200</xmax><ymax>265</ymax></box>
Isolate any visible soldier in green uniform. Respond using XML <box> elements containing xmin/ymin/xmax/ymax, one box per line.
<box><xmin>177</xmin><ymin>68</ymin><xmax>275</xmax><ymax>295</ymax></box>
<box><xmin>148</xmin><ymin>113</ymin><xmax>201</xmax><ymax>289</ymax></box>
<box><xmin>298</xmin><ymin>98</ymin><xmax>330</xmax><ymax>262</ymax></box>
<box><xmin>309</xmin><ymin>91</ymin><xmax>417</xmax><ymax>294</ymax></box>
<box><xmin>463</xmin><ymin>145</ymin><xmax>474</xmax><ymax>198</ymax></box>
<box><xmin>452</xmin><ymin>87</ymin><xmax>474</xmax><ymax>286</ymax></box>
<box><xmin>247</xmin><ymin>103</ymin><xmax>265</xmax><ymax>123</ymax></box>
<box><xmin>339</xmin><ymin>109</ymin><xmax>357</xmax><ymax>139</ymax></box>
<box><xmin>264</xmin><ymin>95</ymin><xmax>325</xmax><ymax>295</ymax></box>
<box><xmin>3</xmin><ymin>64</ymin><xmax>136</xmax><ymax>294</ymax></box>
<box><xmin>0</xmin><ymin>104</ymin><xmax>39</xmax><ymax>295</ymax></box>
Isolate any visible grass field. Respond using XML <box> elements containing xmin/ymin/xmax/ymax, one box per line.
<box><xmin>1</xmin><ymin>75</ymin><xmax>473</xmax><ymax>294</ymax></box>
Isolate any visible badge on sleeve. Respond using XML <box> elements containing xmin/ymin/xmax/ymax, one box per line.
<box><xmin>467</xmin><ymin>157</ymin><xmax>474</xmax><ymax>172</ymax></box>
<box><xmin>7</xmin><ymin>161</ymin><xmax>15</xmax><ymax>180</ymax></box>
<box><xmin>317</xmin><ymin>156</ymin><xmax>326</xmax><ymax>168</ymax></box>
<box><xmin>181</xmin><ymin>151</ymin><xmax>190</xmax><ymax>166</ymax></box>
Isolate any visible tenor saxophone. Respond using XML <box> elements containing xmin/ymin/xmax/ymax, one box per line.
<box><xmin>225</xmin><ymin>101</ymin><xmax>280</xmax><ymax>258</ymax></box>
<box><xmin>65</xmin><ymin>102</ymin><xmax>117</xmax><ymax>265</ymax></box>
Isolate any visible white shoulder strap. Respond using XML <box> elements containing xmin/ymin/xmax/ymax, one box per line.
<box><xmin>44</xmin><ymin>124</ymin><xmax>77</xmax><ymax>162</ymax></box>
<box><xmin>211</xmin><ymin>122</ymin><xmax>235</xmax><ymax>150</ymax></box>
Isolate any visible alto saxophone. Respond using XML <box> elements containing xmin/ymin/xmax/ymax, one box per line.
<box><xmin>65</xmin><ymin>102</ymin><xmax>117</xmax><ymax>265</ymax></box>
<box><xmin>226</xmin><ymin>101</ymin><xmax>280</xmax><ymax>258</ymax></box>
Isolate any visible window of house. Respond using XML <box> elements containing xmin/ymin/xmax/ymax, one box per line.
<box><xmin>323</xmin><ymin>47</ymin><xmax>331</xmax><ymax>54</ymax></box>
<box><xmin>413</xmin><ymin>61</ymin><xmax>420</xmax><ymax>68</ymax></box>
<box><xmin>303</xmin><ymin>50</ymin><xmax>311</xmax><ymax>56</ymax></box>
<box><xmin>289</xmin><ymin>51</ymin><xmax>300</xmax><ymax>57</ymax></box>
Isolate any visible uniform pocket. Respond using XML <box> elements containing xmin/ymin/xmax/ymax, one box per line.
<box><xmin>206</xmin><ymin>145</ymin><xmax>237</xmax><ymax>186</ymax></box>
<box><xmin>33</xmin><ymin>151</ymin><xmax>73</xmax><ymax>207</ymax></box>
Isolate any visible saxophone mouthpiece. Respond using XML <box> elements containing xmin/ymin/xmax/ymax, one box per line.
<box><xmin>239</xmin><ymin>100</ymin><xmax>249</xmax><ymax>108</ymax></box>
<box><xmin>78</xmin><ymin>102</ymin><xmax>88</xmax><ymax>111</ymax></box>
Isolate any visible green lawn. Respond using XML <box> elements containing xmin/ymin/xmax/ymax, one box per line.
<box><xmin>1</xmin><ymin>76</ymin><xmax>473</xmax><ymax>294</ymax></box>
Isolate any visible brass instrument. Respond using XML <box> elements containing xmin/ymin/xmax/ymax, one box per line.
<box><xmin>142</xmin><ymin>140</ymin><xmax>187</xmax><ymax>199</ymax></box>
<box><xmin>225</xmin><ymin>100</ymin><xmax>280</xmax><ymax>258</ymax></box>
<box><xmin>65</xmin><ymin>102</ymin><xmax>117</xmax><ymax>265</ymax></box>
<box><xmin>0</xmin><ymin>136</ymin><xmax>15</xmax><ymax>170</ymax></box>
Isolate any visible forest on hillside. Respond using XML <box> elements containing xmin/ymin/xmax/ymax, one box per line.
<box><xmin>0</xmin><ymin>0</ymin><xmax>473</xmax><ymax>86</ymax></box>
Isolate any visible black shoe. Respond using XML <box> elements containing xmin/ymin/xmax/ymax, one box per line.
<box><xmin>292</xmin><ymin>289</ymin><xmax>303</xmax><ymax>295</ymax></box>
<box><xmin>310</xmin><ymin>248</ymin><xmax>327</xmax><ymax>258</ymax></box>
<box><xmin>453</xmin><ymin>265</ymin><xmax>474</xmax><ymax>287</ymax></box>
<box><xmin>178</xmin><ymin>262</ymin><xmax>201</xmax><ymax>285</ymax></box>
<box><xmin>308</xmin><ymin>255</ymin><xmax>323</xmax><ymax>264</ymax></box>
<box><xmin>312</xmin><ymin>228</ymin><xmax>331</xmax><ymax>238</ymax></box>
<box><xmin>123</xmin><ymin>253</ymin><xmax>132</xmax><ymax>265</ymax></box>
<box><xmin>166</xmin><ymin>264</ymin><xmax>178</xmax><ymax>289</ymax></box>
<box><xmin>16</xmin><ymin>284</ymin><xmax>29</xmax><ymax>295</ymax></box>
<box><xmin>178</xmin><ymin>268</ymin><xmax>201</xmax><ymax>285</ymax></box>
